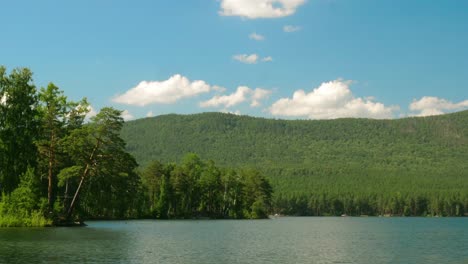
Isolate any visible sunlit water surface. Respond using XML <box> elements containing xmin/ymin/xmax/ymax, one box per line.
<box><xmin>0</xmin><ymin>217</ymin><xmax>467</xmax><ymax>264</ymax></box>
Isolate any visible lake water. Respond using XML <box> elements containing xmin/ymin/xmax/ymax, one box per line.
<box><xmin>0</xmin><ymin>217</ymin><xmax>467</xmax><ymax>264</ymax></box>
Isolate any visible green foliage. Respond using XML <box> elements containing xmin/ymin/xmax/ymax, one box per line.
<box><xmin>121</xmin><ymin>112</ymin><xmax>468</xmax><ymax>216</ymax></box>
<box><xmin>0</xmin><ymin>67</ymin><xmax>39</xmax><ymax>193</ymax></box>
<box><xmin>36</xmin><ymin>82</ymin><xmax>78</xmax><ymax>210</ymax></box>
<box><xmin>140</xmin><ymin>154</ymin><xmax>273</xmax><ymax>219</ymax></box>
<box><xmin>57</xmin><ymin>166</ymin><xmax>83</xmax><ymax>187</ymax></box>
<box><xmin>60</xmin><ymin>107</ymin><xmax>144</xmax><ymax>220</ymax></box>
<box><xmin>156</xmin><ymin>175</ymin><xmax>170</xmax><ymax>219</ymax></box>
<box><xmin>0</xmin><ymin>66</ymin><xmax>143</xmax><ymax>225</ymax></box>
<box><xmin>0</xmin><ymin>168</ymin><xmax>51</xmax><ymax>227</ymax></box>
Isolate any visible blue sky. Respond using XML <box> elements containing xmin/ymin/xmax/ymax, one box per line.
<box><xmin>1</xmin><ymin>0</ymin><xmax>468</xmax><ymax>120</ymax></box>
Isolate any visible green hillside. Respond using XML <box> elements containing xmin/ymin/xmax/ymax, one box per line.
<box><xmin>121</xmin><ymin>111</ymin><xmax>468</xmax><ymax>216</ymax></box>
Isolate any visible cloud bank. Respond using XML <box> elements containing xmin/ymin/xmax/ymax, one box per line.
<box><xmin>270</xmin><ymin>80</ymin><xmax>398</xmax><ymax>119</ymax></box>
<box><xmin>219</xmin><ymin>0</ymin><xmax>306</xmax><ymax>19</ymax></box>
<box><xmin>111</xmin><ymin>74</ymin><xmax>467</xmax><ymax>120</ymax></box>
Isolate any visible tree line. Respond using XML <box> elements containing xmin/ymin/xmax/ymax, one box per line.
<box><xmin>139</xmin><ymin>154</ymin><xmax>272</xmax><ymax>219</ymax></box>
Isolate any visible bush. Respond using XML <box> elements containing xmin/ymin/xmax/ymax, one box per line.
<box><xmin>0</xmin><ymin>168</ymin><xmax>52</xmax><ymax>227</ymax></box>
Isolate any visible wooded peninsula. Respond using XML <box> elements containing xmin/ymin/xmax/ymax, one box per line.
<box><xmin>1</xmin><ymin>66</ymin><xmax>467</xmax><ymax>227</ymax></box>
<box><xmin>0</xmin><ymin>67</ymin><xmax>272</xmax><ymax>226</ymax></box>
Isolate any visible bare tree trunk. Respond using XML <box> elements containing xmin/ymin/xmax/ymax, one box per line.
<box><xmin>66</xmin><ymin>141</ymin><xmax>100</xmax><ymax>221</ymax></box>
<box><xmin>66</xmin><ymin>171</ymin><xmax>86</xmax><ymax>220</ymax></box>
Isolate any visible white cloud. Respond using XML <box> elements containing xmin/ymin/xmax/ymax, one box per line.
<box><xmin>121</xmin><ymin>110</ymin><xmax>134</xmax><ymax>121</ymax></box>
<box><xmin>200</xmin><ymin>86</ymin><xmax>252</xmax><ymax>108</ymax></box>
<box><xmin>249</xmin><ymin>32</ymin><xmax>265</xmax><ymax>41</ymax></box>
<box><xmin>233</xmin><ymin>54</ymin><xmax>259</xmax><ymax>64</ymax></box>
<box><xmin>146</xmin><ymin>111</ymin><xmax>154</xmax><ymax>118</ymax></box>
<box><xmin>201</xmin><ymin>86</ymin><xmax>272</xmax><ymax>108</ymax></box>
<box><xmin>283</xmin><ymin>25</ymin><xmax>301</xmax><ymax>32</ymax></box>
<box><xmin>262</xmin><ymin>56</ymin><xmax>273</xmax><ymax>62</ymax></box>
<box><xmin>409</xmin><ymin>96</ymin><xmax>468</xmax><ymax>117</ymax></box>
<box><xmin>219</xmin><ymin>0</ymin><xmax>306</xmax><ymax>19</ymax></box>
<box><xmin>251</xmin><ymin>88</ymin><xmax>272</xmax><ymax>107</ymax></box>
<box><xmin>269</xmin><ymin>80</ymin><xmax>398</xmax><ymax>119</ymax></box>
<box><xmin>233</xmin><ymin>54</ymin><xmax>273</xmax><ymax>64</ymax></box>
<box><xmin>113</xmin><ymin>74</ymin><xmax>211</xmax><ymax>106</ymax></box>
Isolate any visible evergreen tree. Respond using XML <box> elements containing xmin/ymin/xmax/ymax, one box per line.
<box><xmin>0</xmin><ymin>67</ymin><xmax>39</xmax><ymax>194</ymax></box>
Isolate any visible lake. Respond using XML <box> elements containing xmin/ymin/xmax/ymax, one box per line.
<box><xmin>0</xmin><ymin>217</ymin><xmax>467</xmax><ymax>264</ymax></box>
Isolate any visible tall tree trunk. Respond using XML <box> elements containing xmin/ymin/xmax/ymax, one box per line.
<box><xmin>66</xmin><ymin>172</ymin><xmax>86</xmax><ymax>220</ymax></box>
<box><xmin>66</xmin><ymin>141</ymin><xmax>100</xmax><ymax>221</ymax></box>
<box><xmin>63</xmin><ymin>179</ymin><xmax>69</xmax><ymax>210</ymax></box>
<box><xmin>48</xmin><ymin>133</ymin><xmax>55</xmax><ymax>211</ymax></box>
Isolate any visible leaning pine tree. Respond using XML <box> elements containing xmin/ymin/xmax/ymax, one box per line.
<box><xmin>58</xmin><ymin>107</ymin><xmax>138</xmax><ymax>223</ymax></box>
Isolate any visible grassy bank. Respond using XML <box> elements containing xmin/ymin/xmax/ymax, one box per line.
<box><xmin>0</xmin><ymin>211</ymin><xmax>52</xmax><ymax>227</ymax></box>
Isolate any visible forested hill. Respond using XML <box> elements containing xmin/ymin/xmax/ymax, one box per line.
<box><xmin>122</xmin><ymin>110</ymin><xmax>468</xmax><ymax>168</ymax></box>
<box><xmin>121</xmin><ymin>111</ymin><xmax>468</xmax><ymax>216</ymax></box>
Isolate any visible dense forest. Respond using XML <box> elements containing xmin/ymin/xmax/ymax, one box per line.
<box><xmin>139</xmin><ymin>155</ymin><xmax>272</xmax><ymax>220</ymax></box>
<box><xmin>121</xmin><ymin>111</ymin><xmax>468</xmax><ymax>217</ymax></box>
<box><xmin>0</xmin><ymin>67</ymin><xmax>272</xmax><ymax>227</ymax></box>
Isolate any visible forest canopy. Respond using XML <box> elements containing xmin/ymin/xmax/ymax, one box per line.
<box><xmin>121</xmin><ymin>111</ymin><xmax>468</xmax><ymax>217</ymax></box>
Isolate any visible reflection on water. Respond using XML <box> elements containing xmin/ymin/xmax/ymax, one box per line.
<box><xmin>0</xmin><ymin>218</ymin><xmax>467</xmax><ymax>264</ymax></box>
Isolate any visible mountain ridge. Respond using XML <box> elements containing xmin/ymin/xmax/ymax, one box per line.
<box><xmin>122</xmin><ymin>109</ymin><xmax>468</xmax><ymax>165</ymax></box>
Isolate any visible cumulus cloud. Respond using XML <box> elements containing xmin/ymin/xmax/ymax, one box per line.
<box><xmin>113</xmin><ymin>74</ymin><xmax>211</xmax><ymax>106</ymax></box>
<box><xmin>219</xmin><ymin>0</ymin><xmax>306</xmax><ymax>19</ymax></box>
<box><xmin>233</xmin><ymin>54</ymin><xmax>259</xmax><ymax>64</ymax></box>
<box><xmin>251</xmin><ymin>88</ymin><xmax>272</xmax><ymax>107</ymax></box>
<box><xmin>283</xmin><ymin>25</ymin><xmax>301</xmax><ymax>32</ymax></box>
<box><xmin>146</xmin><ymin>111</ymin><xmax>154</xmax><ymax>118</ymax></box>
<box><xmin>409</xmin><ymin>96</ymin><xmax>468</xmax><ymax>117</ymax></box>
<box><xmin>200</xmin><ymin>86</ymin><xmax>272</xmax><ymax>108</ymax></box>
<box><xmin>269</xmin><ymin>80</ymin><xmax>398</xmax><ymax>119</ymax></box>
<box><xmin>249</xmin><ymin>32</ymin><xmax>265</xmax><ymax>41</ymax></box>
<box><xmin>200</xmin><ymin>86</ymin><xmax>252</xmax><ymax>108</ymax></box>
<box><xmin>121</xmin><ymin>110</ymin><xmax>134</xmax><ymax>121</ymax></box>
